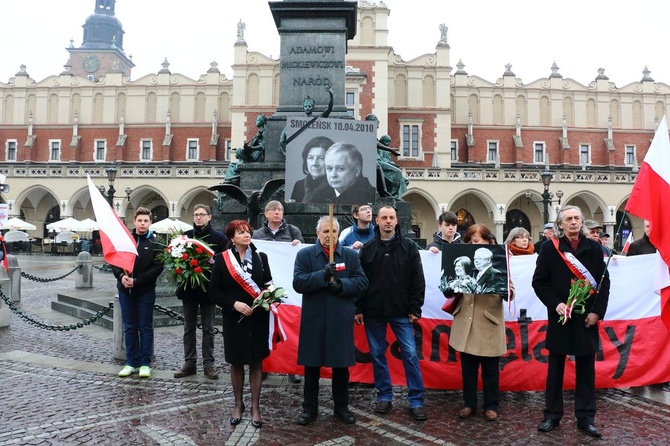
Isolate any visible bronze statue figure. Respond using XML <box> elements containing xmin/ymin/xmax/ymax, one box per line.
<box><xmin>224</xmin><ymin>115</ymin><xmax>267</xmax><ymax>185</ymax></box>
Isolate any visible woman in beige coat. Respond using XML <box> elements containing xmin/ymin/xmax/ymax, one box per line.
<box><xmin>449</xmin><ymin>224</ymin><xmax>509</xmax><ymax>422</ymax></box>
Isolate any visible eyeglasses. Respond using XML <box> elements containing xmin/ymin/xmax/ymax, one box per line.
<box><xmin>358</xmin><ymin>206</ymin><xmax>372</xmax><ymax>212</ymax></box>
<box><xmin>514</xmin><ymin>235</ymin><xmax>530</xmax><ymax>240</ymax></box>
<box><xmin>193</xmin><ymin>213</ymin><xmax>210</xmax><ymax>218</ymax></box>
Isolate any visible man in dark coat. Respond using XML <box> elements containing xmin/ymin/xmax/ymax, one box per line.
<box><xmin>532</xmin><ymin>205</ymin><xmax>609</xmax><ymax>438</ymax></box>
<box><xmin>627</xmin><ymin>219</ymin><xmax>657</xmax><ymax>256</ymax></box>
<box><xmin>293</xmin><ymin>216</ymin><xmax>368</xmax><ymax>426</ymax></box>
<box><xmin>174</xmin><ymin>204</ymin><xmax>228</xmax><ymax>380</ymax></box>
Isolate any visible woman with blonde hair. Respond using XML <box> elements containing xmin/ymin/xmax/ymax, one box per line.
<box><xmin>504</xmin><ymin>227</ymin><xmax>534</xmax><ymax>256</ymax></box>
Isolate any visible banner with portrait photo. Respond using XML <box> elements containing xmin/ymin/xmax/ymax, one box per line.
<box><xmin>284</xmin><ymin>117</ymin><xmax>378</xmax><ymax>205</ymax></box>
<box><xmin>440</xmin><ymin>244</ymin><xmax>510</xmax><ymax>296</ymax></box>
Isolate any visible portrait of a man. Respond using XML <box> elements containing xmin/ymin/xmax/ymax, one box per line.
<box><xmin>311</xmin><ymin>143</ymin><xmax>376</xmax><ymax>205</ymax></box>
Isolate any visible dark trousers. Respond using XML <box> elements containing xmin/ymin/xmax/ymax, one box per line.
<box><xmin>544</xmin><ymin>352</ymin><xmax>596</xmax><ymax>424</ymax></box>
<box><xmin>181</xmin><ymin>299</ymin><xmax>216</xmax><ymax>368</ymax></box>
<box><xmin>460</xmin><ymin>352</ymin><xmax>500</xmax><ymax>412</ymax></box>
<box><xmin>302</xmin><ymin>366</ymin><xmax>349</xmax><ymax>414</ymax></box>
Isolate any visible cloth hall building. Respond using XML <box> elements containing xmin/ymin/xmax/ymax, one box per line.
<box><xmin>1</xmin><ymin>0</ymin><xmax>667</xmax><ymax>249</ymax></box>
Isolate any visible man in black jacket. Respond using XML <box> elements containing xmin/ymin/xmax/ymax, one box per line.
<box><xmin>533</xmin><ymin>205</ymin><xmax>609</xmax><ymax>438</ymax></box>
<box><xmin>355</xmin><ymin>206</ymin><xmax>428</xmax><ymax>421</ymax></box>
<box><xmin>113</xmin><ymin>207</ymin><xmax>163</xmax><ymax>379</ymax></box>
<box><xmin>627</xmin><ymin>220</ymin><xmax>657</xmax><ymax>256</ymax></box>
<box><xmin>174</xmin><ymin>204</ymin><xmax>228</xmax><ymax>380</ymax></box>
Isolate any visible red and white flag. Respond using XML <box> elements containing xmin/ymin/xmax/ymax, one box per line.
<box><xmin>86</xmin><ymin>175</ymin><xmax>137</xmax><ymax>272</ymax></box>
<box><xmin>622</xmin><ymin>232</ymin><xmax>634</xmax><ymax>254</ymax></box>
<box><xmin>625</xmin><ymin>115</ymin><xmax>670</xmax><ymax>330</ymax></box>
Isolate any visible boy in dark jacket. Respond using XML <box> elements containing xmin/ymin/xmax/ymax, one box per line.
<box><xmin>113</xmin><ymin>207</ymin><xmax>163</xmax><ymax>378</ymax></box>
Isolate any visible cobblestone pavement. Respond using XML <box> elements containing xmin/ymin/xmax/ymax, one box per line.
<box><xmin>1</xmin><ymin>255</ymin><xmax>669</xmax><ymax>445</ymax></box>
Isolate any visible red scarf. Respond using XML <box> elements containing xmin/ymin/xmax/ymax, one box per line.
<box><xmin>508</xmin><ymin>243</ymin><xmax>534</xmax><ymax>256</ymax></box>
<box><xmin>322</xmin><ymin>242</ymin><xmax>337</xmax><ymax>258</ymax></box>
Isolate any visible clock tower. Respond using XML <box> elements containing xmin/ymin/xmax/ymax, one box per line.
<box><xmin>67</xmin><ymin>0</ymin><xmax>134</xmax><ymax>81</ymax></box>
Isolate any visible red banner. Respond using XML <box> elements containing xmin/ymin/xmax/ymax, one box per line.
<box><xmin>256</xmin><ymin>241</ymin><xmax>670</xmax><ymax>391</ymax></box>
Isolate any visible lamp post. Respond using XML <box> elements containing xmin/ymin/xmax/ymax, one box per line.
<box><xmin>525</xmin><ymin>168</ymin><xmax>564</xmax><ymax>224</ymax></box>
<box><xmin>98</xmin><ymin>167</ymin><xmax>132</xmax><ymax>209</ymax></box>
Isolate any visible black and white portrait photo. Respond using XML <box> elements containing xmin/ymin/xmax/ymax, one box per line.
<box><xmin>439</xmin><ymin>244</ymin><xmax>509</xmax><ymax>295</ymax></box>
<box><xmin>284</xmin><ymin>117</ymin><xmax>378</xmax><ymax>206</ymax></box>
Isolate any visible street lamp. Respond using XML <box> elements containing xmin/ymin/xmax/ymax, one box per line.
<box><xmin>525</xmin><ymin>168</ymin><xmax>564</xmax><ymax>224</ymax></box>
<box><xmin>98</xmin><ymin>166</ymin><xmax>132</xmax><ymax>208</ymax></box>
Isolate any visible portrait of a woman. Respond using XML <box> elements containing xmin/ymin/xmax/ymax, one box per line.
<box><xmin>290</xmin><ymin>136</ymin><xmax>334</xmax><ymax>203</ymax></box>
<box><xmin>446</xmin><ymin>256</ymin><xmax>477</xmax><ymax>293</ymax></box>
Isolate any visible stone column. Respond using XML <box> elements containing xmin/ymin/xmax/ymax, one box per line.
<box><xmin>75</xmin><ymin>252</ymin><xmax>94</xmax><ymax>289</ymax></box>
<box><xmin>113</xmin><ymin>295</ymin><xmax>126</xmax><ymax>361</ymax></box>
<box><xmin>6</xmin><ymin>255</ymin><xmax>21</xmax><ymax>302</ymax></box>
<box><xmin>0</xmin><ymin>271</ymin><xmax>10</xmax><ymax>327</ymax></box>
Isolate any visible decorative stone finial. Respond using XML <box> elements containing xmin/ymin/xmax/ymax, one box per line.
<box><xmin>642</xmin><ymin>66</ymin><xmax>654</xmax><ymax>82</ymax></box>
<box><xmin>159</xmin><ymin>57</ymin><xmax>171</xmax><ymax>74</ymax></box>
<box><xmin>549</xmin><ymin>61</ymin><xmax>562</xmax><ymax>78</ymax></box>
<box><xmin>455</xmin><ymin>59</ymin><xmax>467</xmax><ymax>75</ymax></box>
<box><xmin>207</xmin><ymin>61</ymin><xmax>220</xmax><ymax>73</ymax></box>
<box><xmin>16</xmin><ymin>64</ymin><xmax>29</xmax><ymax>77</ymax></box>
<box><xmin>503</xmin><ymin>63</ymin><xmax>515</xmax><ymax>77</ymax></box>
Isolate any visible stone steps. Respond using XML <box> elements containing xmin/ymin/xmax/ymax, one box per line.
<box><xmin>51</xmin><ymin>292</ymin><xmax>222</xmax><ymax>330</ymax></box>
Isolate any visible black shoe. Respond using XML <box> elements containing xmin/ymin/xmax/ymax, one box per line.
<box><xmin>578</xmin><ymin>423</ymin><xmax>602</xmax><ymax>438</ymax></box>
<box><xmin>538</xmin><ymin>418</ymin><xmax>559</xmax><ymax>432</ymax></box>
<box><xmin>334</xmin><ymin>408</ymin><xmax>356</xmax><ymax>424</ymax></box>
<box><xmin>374</xmin><ymin>400</ymin><xmax>392</xmax><ymax>414</ymax></box>
<box><xmin>288</xmin><ymin>374</ymin><xmax>302</xmax><ymax>383</ymax></box>
<box><xmin>296</xmin><ymin>411</ymin><xmax>318</xmax><ymax>425</ymax></box>
<box><xmin>173</xmin><ymin>367</ymin><xmax>196</xmax><ymax>378</ymax></box>
<box><xmin>409</xmin><ymin>406</ymin><xmax>428</xmax><ymax>421</ymax></box>
<box><xmin>262</xmin><ymin>372</ymin><xmax>268</xmax><ymax>381</ymax></box>
<box><xmin>251</xmin><ymin>419</ymin><xmax>263</xmax><ymax>429</ymax></box>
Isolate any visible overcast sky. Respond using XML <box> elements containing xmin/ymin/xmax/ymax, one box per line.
<box><xmin>2</xmin><ymin>0</ymin><xmax>669</xmax><ymax>88</ymax></box>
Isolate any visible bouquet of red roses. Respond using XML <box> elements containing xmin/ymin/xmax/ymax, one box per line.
<box><xmin>159</xmin><ymin>234</ymin><xmax>215</xmax><ymax>292</ymax></box>
<box><xmin>559</xmin><ymin>278</ymin><xmax>596</xmax><ymax>325</ymax></box>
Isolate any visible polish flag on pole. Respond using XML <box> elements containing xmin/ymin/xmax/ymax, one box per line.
<box><xmin>625</xmin><ymin>115</ymin><xmax>670</xmax><ymax>330</ymax></box>
<box><xmin>86</xmin><ymin>175</ymin><xmax>137</xmax><ymax>272</ymax></box>
<box><xmin>622</xmin><ymin>232</ymin><xmax>634</xmax><ymax>255</ymax></box>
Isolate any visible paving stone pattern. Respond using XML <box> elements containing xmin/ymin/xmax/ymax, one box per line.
<box><xmin>1</xmin><ymin>256</ymin><xmax>669</xmax><ymax>445</ymax></box>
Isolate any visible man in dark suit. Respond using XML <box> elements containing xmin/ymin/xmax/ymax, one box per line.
<box><xmin>473</xmin><ymin>248</ymin><xmax>506</xmax><ymax>294</ymax></box>
<box><xmin>532</xmin><ymin>205</ymin><xmax>609</xmax><ymax>438</ymax></box>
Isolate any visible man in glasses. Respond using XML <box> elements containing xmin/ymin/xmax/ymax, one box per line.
<box><xmin>174</xmin><ymin>204</ymin><xmax>228</xmax><ymax>380</ymax></box>
<box><xmin>252</xmin><ymin>200</ymin><xmax>304</xmax><ymax>383</ymax></box>
<box><xmin>339</xmin><ymin>205</ymin><xmax>375</xmax><ymax>249</ymax></box>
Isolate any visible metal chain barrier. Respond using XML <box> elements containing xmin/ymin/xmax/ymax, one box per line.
<box><xmin>0</xmin><ymin>288</ymin><xmax>112</xmax><ymax>331</ymax></box>
<box><xmin>153</xmin><ymin>303</ymin><xmax>221</xmax><ymax>334</ymax></box>
<box><xmin>20</xmin><ymin>264</ymin><xmax>82</xmax><ymax>283</ymax></box>
<box><xmin>93</xmin><ymin>263</ymin><xmax>114</xmax><ymax>273</ymax></box>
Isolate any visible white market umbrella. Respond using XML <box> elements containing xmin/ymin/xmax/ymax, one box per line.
<box><xmin>149</xmin><ymin>218</ymin><xmax>193</xmax><ymax>234</ymax></box>
<box><xmin>79</xmin><ymin>218</ymin><xmax>100</xmax><ymax>231</ymax></box>
<box><xmin>1</xmin><ymin>217</ymin><xmax>37</xmax><ymax>231</ymax></box>
<box><xmin>46</xmin><ymin>217</ymin><xmax>86</xmax><ymax>232</ymax></box>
